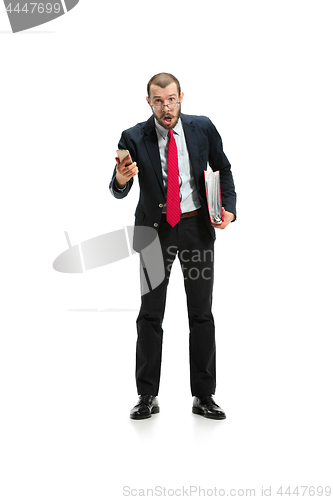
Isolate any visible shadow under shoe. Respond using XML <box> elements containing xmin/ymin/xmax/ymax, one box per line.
<box><xmin>130</xmin><ymin>395</ymin><xmax>160</xmax><ymax>420</ymax></box>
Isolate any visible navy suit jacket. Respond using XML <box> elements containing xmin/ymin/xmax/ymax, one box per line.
<box><xmin>110</xmin><ymin>113</ymin><xmax>236</xmax><ymax>250</ymax></box>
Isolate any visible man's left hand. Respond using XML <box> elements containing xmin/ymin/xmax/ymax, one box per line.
<box><xmin>211</xmin><ymin>209</ymin><xmax>235</xmax><ymax>230</ymax></box>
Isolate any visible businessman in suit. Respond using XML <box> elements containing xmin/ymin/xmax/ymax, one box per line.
<box><xmin>110</xmin><ymin>73</ymin><xmax>236</xmax><ymax>420</ymax></box>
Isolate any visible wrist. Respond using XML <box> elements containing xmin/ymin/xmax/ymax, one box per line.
<box><xmin>115</xmin><ymin>176</ymin><xmax>126</xmax><ymax>189</ymax></box>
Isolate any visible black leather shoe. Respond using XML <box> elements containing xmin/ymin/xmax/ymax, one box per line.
<box><xmin>130</xmin><ymin>395</ymin><xmax>160</xmax><ymax>420</ymax></box>
<box><xmin>192</xmin><ymin>395</ymin><xmax>226</xmax><ymax>420</ymax></box>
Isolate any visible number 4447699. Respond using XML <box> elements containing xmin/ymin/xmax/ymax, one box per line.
<box><xmin>6</xmin><ymin>3</ymin><xmax>61</xmax><ymax>14</ymax></box>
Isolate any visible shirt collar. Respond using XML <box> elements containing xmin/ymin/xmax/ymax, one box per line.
<box><xmin>154</xmin><ymin>116</ymin><xmax>182</xmax><ymax>140</ymax></box>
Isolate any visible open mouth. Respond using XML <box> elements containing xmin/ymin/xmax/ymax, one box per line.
<box><xmin>163</xmin><ymin>115</ymin><xmax>173</xmax><ymax>125</ymax></box>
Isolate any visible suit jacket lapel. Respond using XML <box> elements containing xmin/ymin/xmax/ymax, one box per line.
<box><xmin>181</xmin><ymin>114</ymin><xmax>201</xmax><ymax>190</ymax></box>
<box><xmin>142</xmin><ymin>114</ymin><xmax>202</xmax><ymax>196</ymax></box>
<box><xmin>143</xmin><ymin>115</ymin><xmax>164</xmax><ymax>192</ymax></box>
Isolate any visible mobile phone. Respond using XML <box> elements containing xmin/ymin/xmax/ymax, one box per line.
<box><xmin>116</xmin><ymin>149</ymin><xmax>132</xmax><ymax>163</ymax></box>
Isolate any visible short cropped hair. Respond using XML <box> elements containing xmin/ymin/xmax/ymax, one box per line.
<box><xmin>147</xmin><ymin>73</ymin><xmax>181</xmax><ymax>98</ymax></box>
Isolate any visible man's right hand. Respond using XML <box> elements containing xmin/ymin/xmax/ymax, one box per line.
<box><xmin>115</xmin><ymin>154</ymin><xmax>139</xmax><ymax>188</ymax></box>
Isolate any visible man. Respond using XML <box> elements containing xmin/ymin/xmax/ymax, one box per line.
<box><xmin>110</xmin><ymin>73</ymin><xmax>236</xmax><ymax>420</ymax></box>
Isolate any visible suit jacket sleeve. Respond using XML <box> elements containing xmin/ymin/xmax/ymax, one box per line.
<box><xmin>109</xmin><ymin>130</ymin><xmax>135</xmax><ymax>199</ymax></box>
<box><xmin>207</xmin><ymin>118</ymin><xmax>237</xmax><ymax>219</ymax></box>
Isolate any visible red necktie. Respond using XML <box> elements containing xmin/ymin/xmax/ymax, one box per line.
<box><xmin>166</xmin><ymin>129</ymin><xmax>181</xmax><ymax>227</ymax></box>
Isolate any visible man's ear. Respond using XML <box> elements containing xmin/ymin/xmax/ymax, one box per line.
<box><xmin>180</xmin><ymin>92</ymin><xmax>184</xmax><ymax>104</ymax></box>
<box><xmin>146</xmin><ymin>96</ymin><xmax>151</xmax><ymax>107</ymax></box>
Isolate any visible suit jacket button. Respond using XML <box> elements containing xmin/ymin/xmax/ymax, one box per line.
<box><xmin>159</xmin><ymin>203</ymin><xmax>163</xmax><ymax>208</ymax></box>
<box><xmin>154</xmin><ymin>223</ymin><xmax>158</xmax><ymax>227</ymax></box>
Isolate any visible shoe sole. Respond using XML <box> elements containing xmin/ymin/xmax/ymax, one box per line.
<box><xmin>192</xmin><ymin>407</ymin><xmax>226</xmax><ymax>420</ymax></box>
<box><xmin>130</xmin><ymin>406</ymin><xmax>160</xmax><ymax>420</ymax></box>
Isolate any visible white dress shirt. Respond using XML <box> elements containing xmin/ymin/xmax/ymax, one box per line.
<box><xmin>154</xmin><ymin>117</ymin><xmax>201</xmax><ymax>214</ymax></box>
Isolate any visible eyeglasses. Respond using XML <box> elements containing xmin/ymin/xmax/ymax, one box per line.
<box><xmin>151</xmin><ymin>100</ymin><xmax>180</xmax><ymax>111</ymax></box>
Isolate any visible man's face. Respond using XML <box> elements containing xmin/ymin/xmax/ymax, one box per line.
<box><xmin>146</xmin><ymin>82</ymin><xmax>184</xmax><ymax>130</ymax></box>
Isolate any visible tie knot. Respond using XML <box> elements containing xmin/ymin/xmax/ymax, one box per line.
<box><xmin>168</xmin><ymin>129</ymin><xmax>174</xmax><ymax>138</ymax></box>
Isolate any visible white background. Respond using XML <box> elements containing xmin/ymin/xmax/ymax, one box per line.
<box><xmin>1</xmin><ymin>1</ymin><xmax>332</xmax><ymax>498</ymax></box>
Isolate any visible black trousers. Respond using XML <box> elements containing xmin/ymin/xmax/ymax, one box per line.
<box><xmin>136</xmin><ymin>210</ymin><xmax>216</xmax><ymax>397</ymax></box>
